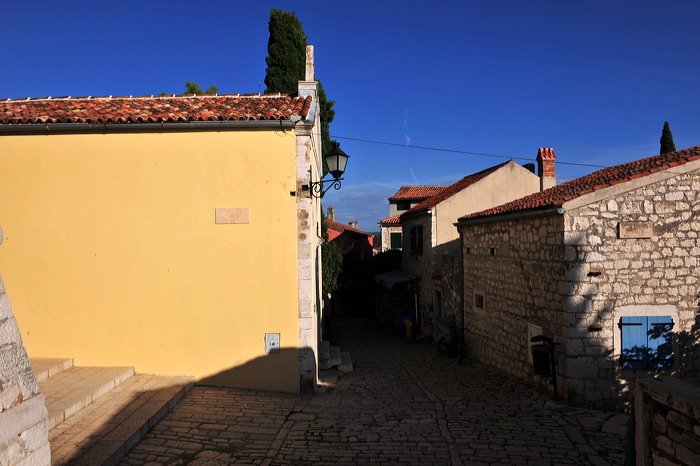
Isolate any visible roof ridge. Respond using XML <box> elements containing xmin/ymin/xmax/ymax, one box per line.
<box><xmin>401</xmin><ymin>161</ymin><xmax>511</xmax><ymax>217</ymax></box>
<box><xmin>1</xmin><ymin>93</ymin><xmax>296</xmax><ymax>102</ymax></box>
<box><xmin>459</xmin><ymin>145</ymin><xmax>700</xmax><ymax>221</ymax></box>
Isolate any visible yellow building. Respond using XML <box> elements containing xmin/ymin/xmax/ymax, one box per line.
<box><xmin>0</xmin><ymin>77</ymin><xmax>326</xmax><ymax>392</ymax></box>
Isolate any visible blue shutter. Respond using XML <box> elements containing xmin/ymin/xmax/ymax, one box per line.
<box><xmin>648</xmin><ymin>316</ymin><xmax>673</xmax><ymax>369</ymax></box>
<box><xmin>620</xmin><ymin>316</ymin><xmax>646</xmax><ymax>370</ymax></box>
<box><xmin>620</xmin><ymin>316</ymin><xmax>673</xmax><ymax>370</ymax></box>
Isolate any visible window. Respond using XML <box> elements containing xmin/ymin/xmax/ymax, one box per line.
<box><xmin>619</xmin><ymin>316</ymin><xmax>673</xmax><ymax>370</ymax></box>
<box><xmin>474</xmin><ymin>293</ymin><xmax>484</xmax><ymax>309</ymax></box>
<box><xmin>410</xmin><ymin>225</ymin><xmax>423</xmax><ymax>255</ymax></box>
<box><xmin>396</xmin><ymin>201</ymin><xmax>411</xmax><ymax>211</ymax></box>
<box><xmin>390</xmin><ymin>232</ymin><xmax>402</xmax><ymax>249</ymax></box>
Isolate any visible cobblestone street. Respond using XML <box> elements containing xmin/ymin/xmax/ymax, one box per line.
<box><xmin>122</xmin><ymin>318</ymin><xmax>629</xmax><ymax>465</ymax></box>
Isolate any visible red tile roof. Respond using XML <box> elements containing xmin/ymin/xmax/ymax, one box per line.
<box><xmin>389</xmin><ymin>185</ymin><xmax>447</xmax><ymax>201</ymax></box>
<box><xmin>326</xmin><ymin>220</ymin><xmax>373</xmax><ymax>237</ymax></box>
<box><xmin>459</xmin><ymin>145</ymin><xmax>700</xmax><ymax>222</ymax></box>
<box><xmin>0</xmin><ymin>94</ymin><xmax>312</xmax><ymax>124</ymax></box>
<box><xmin>401</xmin><ymin>162</ymin><xmax>509</xmax><ymax>218</ymax></box>
<box><xmin>379</xmin><ymin>215</ymin><xmax>401</xmax><ymax>225</ymax></box>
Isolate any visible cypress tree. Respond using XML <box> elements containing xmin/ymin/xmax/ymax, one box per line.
<box><xmin>660</xmin><ymin>121</ymin><xmax>677</xmax><ymax>154</ymax></box>
<box><xmin>264</xmin><ymin>9</ymin><xmax>307</xmax><ymax>94</ymax></box>
<box><xmin>264</xmin><ymin>8</ymin><xmax>335</xmax><ymax>155</ymax></box>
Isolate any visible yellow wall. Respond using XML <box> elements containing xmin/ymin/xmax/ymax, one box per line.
<box><xmin>0</xmin><ymin>130</ymin><xmax>301</xmax><ymax>392</ymax></box>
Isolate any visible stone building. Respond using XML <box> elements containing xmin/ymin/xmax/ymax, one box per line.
<box><xmin>401</xmin><ymin>157</ymin><xmax>549</xmax><ymax>334</ymax></box>
<box><xmin>326</xmin><ymin>219</ymin><xmax>374</xmax><ymax>264</ymax></box>
<box><xmin>456</xmin><ymin>145</ymin><xmax>700</xmax><ymax>410</ymax></box>
<box><xmin>378</xmin><ymin>185</ymin><xmax>446</xmax><ymax>252</ymax></box>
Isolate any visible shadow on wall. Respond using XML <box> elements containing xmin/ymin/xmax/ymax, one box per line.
<box><xmin>198</xmin><ymin>347</ymin><xmax>313</xmax><ymax>394</ymax></box>
<box><xmin>563</xmin><ymin>234</ymin><xmax>700</xmax><ymax>410</ymax></box>
<box><xmin>433</xmin><ymin>238</ymin><xmax>460</xmax><ymax>256</ymax></box>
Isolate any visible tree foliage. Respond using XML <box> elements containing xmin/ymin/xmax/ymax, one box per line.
<box><xmin>264</xmin><ymin>9</ymin><xmax>307</xmax><ymax>95</ymax></box>
<box><xmin>322</xmin><ymin>241</ymin><xmax>344</xmax><ymax>295</ymax></box>
<box><xmin>264</xmin><ymin>8</ymin><xmax>336</xmax><ymax>156</ymax></box>
<box><xmin>321</xmin><ymin>210</ymin><xmax>344</xmax><ymax>295</ymax></box>
<box><xmin>185</xmin><ymin>81</ymin><xmax>219</xmax><ymax>95</ymax></box>
<box><xmin>660</xmin><ymin>121</ymin><xmax>677</xmax><ymax>155</ymax></box>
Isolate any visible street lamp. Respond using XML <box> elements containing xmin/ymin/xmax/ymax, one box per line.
<box><xmin>306</xmin><ymin>141</ymin><xmax>350</xmax><ymax>198</ymax></box>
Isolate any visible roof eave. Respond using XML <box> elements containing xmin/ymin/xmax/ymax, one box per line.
<box><xmin>400</xmin><ymin>208</ymin><xmax>431</xmax><ymax>220</ymax></box>
<box><xmin>455</xmin><ymin>206</ymin><xmax>565</xmax><ymax>228</ymax></box>
<box><xmin>0</xmin><ymin>119</ymin><xmax>296</xmax><ymax>134</ymax></box>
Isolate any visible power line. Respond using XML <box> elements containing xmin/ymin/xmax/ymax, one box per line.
<box><xmin>331</xmin><ymin>135</ymin><xmax>609</xmax><ymax>169</ymax></box>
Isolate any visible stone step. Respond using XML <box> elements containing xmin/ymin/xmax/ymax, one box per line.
<box><xmin>48</xmin><ymin>373</ymin><xmax>194</xmax><ymax>466</ymax></box>
<box><xmin>339</xmin><ymin>351</ymin><xmax>353</xmax><ymax>374</ymax></box>
<box><xmin>38</xmin><ymin>365</ymin><xmax>134</xmax><ymax>430</ymax></box>
<box><xmin>319</xmin><ymin>340</ymin><xmax>330</xmax><ymax>360</ymax></box>
<box><xmin>30</xmin><ymin>357</ymin><xmax>74</xmax><ymax>382</ymax></box>
<box><xmin>320</xmin><ymin>346</ymin><xmax>342</xmax><ymax>370</ymax></box>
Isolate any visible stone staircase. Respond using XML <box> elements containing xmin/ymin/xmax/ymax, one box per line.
<box><xmin>31</xmin><ymin>357</ymin><xmax>194</xmax><ymax>466</ymax></box>
<box><xmin>319</xmin><ymin>340</ymin><xmax>353</xmax><ymax>374</ymax></box>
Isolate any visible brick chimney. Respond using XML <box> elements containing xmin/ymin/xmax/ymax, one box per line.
<box><xmin>327</xmin><ymin>206</ymin><xmax>335</xmax><ymax>222</ymax></box>
<box><xmin>536</xmin><ymin>147</ymin><xmax>556</xmax><ymax>191</ymax></box>
<box><xmin>348</xmin><ymin>221</ymin><xmax>358</xmax><ymax>229</ymax></box>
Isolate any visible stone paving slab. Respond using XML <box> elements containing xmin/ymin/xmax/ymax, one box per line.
<box><xmin>50</xmin><ymin>374</ymin><xmax>194</xmax><ymax>466</ymax></box>
<box><xmin>121</xmin><ymin>318</ymin><xmax>629</xmax><ymax>465</ymax></box>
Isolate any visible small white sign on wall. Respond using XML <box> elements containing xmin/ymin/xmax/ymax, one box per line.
<box><xmin>215</xmin><ymin>208</ymin><xmax>250</xmax><ymax>224</ymax></box>
<box><xmin>265</xmin><ymin>333</ymin><xmax>280</xmax><ymax>354</ymax></box>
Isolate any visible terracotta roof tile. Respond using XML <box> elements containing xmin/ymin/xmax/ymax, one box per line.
<box><xmin>459</xmin><ymin>145</ymin><xmax>700</xmax><ymax>222</ymax></box>
<box><xmin>389</xmin><ymin>185</ymin><xmax>447</xmax><ymax>201</ymax></box>
<box><xmin>401</xmin><ymin>162</ymin><xmax>509</xmax><ymax>218</ymax></box>
<box><xmin>0</xmin><ymin>94</ymin><xmax>312</xmax><ymax>125</ymax></box>
<box><xmin>379</xmin><ymin>215</ymin><xmax>401</xmax><ymax>225</ymax></box>
<box><xmin>326</xmin><ymin>220</ymin><xmax>372</xmax><ymax>237</ymax></box>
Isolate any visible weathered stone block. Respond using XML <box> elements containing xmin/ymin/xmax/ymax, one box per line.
<box><xmin>567</xmin><ymin>357</ymin><xmax>597</xmax><ymax>378</ymax></box>
<box><xmin>0</xmin><ymin>317</ymin><xmax>21</xmax><ymax>347</ymax></box>
<box><xmin>0</xmin><ymin>294</ymin><xmax>11</xmax><ymax>320</ymax></box>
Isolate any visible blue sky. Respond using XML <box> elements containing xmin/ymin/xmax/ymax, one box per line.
<box><xmin>3</xmin><ymin>1</ymin><xmax>699</xmax><ymax>232</ymax></box>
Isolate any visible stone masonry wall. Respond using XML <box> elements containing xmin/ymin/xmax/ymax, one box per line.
<box><xmin>563</xmin><ymin>169</ymin><xmax>700</xmax><ymax>409</ymax></box>
<box><xmin>0</xmin><ymin>274</ymin><xmax>50</xmax><ymax>465</ymax></box>
<box><xmin>460</xmin><ymin>168</ymin><xmax>700</xmax><ymax>410</ymax></box>
<box><xmin>436</xmin><ymin>253</ymin><xmax>461</xmax><ymax>322</ymax></box>
<box><xmin>402</xmin><ymin>214</ymin><xmax>436</xmax><ymax>332</ymax></box>
<box><xmin>635</xmin><ymin>377</ymin><xmax>700</xmax><ymax>465</ymax></box>
<box><xmin>460</xmin><ymin>213</ymin><xmax>566</xmax><ymax>392</ymax></box>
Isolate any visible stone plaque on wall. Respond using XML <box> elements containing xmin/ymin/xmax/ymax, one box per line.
<box><xmin>215</xmin><ymin>208</ymin><xmax>250</xmax><ymax>224</ymax></box>
<box><xmin>618</xmin><ymin>221</ymin><xmax>653</xmax><ymax>239</ymax></box>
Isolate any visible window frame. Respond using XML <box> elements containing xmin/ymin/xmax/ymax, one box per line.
<box><xmin>390</xmin><ymin>232</ymin><xmax>402</xmax><ymax>250</ymax></box>
<box><xmin>396</xmin><ymin>201</ymin><xmax>411</xmax><ymax>211</ymax></box>
<box><xmin>619</xmin><ymin>315</ymin><xmax>673</xmax><ymax>370</ymax></box>
<box><xmin>614</xmin><ymin>305</ymin><xmax>678</xmax><ymax>372</ymax></box>
<box><xmin>409</xmin><ymin>225</ymin><xmax>423</xmax><ymax>255</ymax></box>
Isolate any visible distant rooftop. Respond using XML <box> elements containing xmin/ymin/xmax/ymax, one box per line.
<box><xmin>389</xmin><ymin>185</ymin><xmax>447</xmax><ymax>201</ymax></box>
<box><xmin>402</xmin><ymin>162</ymin><xmax>509</xmax><ymax>218</ymax></box>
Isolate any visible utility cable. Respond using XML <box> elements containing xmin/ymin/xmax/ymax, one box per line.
<box><xmin>331</xmin><ymin>135</ymin><xmax>609</xmax><ymax>169</ymax></box>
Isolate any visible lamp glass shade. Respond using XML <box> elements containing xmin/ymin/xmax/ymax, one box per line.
<box><xmin>324</xmin><ymin>142</ymin><xmax>349</xmax><ymax>179</ymax></box>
